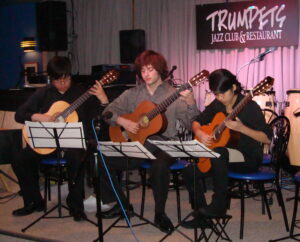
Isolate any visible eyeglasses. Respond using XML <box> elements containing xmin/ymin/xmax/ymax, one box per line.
<box><xmin>53</xmin><ymin>77</ymin><xmax>71</xmax><ymax>85</ymax></box>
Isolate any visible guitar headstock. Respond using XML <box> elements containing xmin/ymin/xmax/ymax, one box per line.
<box><xmin>99</xmin><ymin>70</ymin><xmax>120</xmax><ymax>85</ymax></box>
<box><xmin>252</xmin><ymin>76</ymin><xmax>274</xmax><ymax>96</ymax></box>
<box><xmin>189</xmin><ymin>70</ymin><xmax>209</xmax><ymax>87</ymax></box>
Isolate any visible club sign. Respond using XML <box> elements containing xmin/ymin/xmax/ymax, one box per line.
<box><xmin>196</xmin><ymin>0</ymin><xmax>299</xmax><ymax>49</ymax></box>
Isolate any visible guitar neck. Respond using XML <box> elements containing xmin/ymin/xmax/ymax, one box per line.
<box><xmin>61</xmin><ymin>91</ymin><xmax>92</xmax><ymax>119</ymax></box>
<box><xmin>147</xmin><ymin>83</ymin><xmax>191</xmax><ymax>120</ymax></box>
<box><xmin>214</xmin><ymin>94</ymin><xmax>252</xmax><ymax>139</ymax></box>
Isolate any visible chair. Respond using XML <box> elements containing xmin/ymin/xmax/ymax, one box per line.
<box><xmin>261</xmin><ymin>108</ymin><xmax>278</xmax><ymax>164</ymax></box>
<box><xmin>228</xmin><ymin>115</ymin><xmax>290</xmax><ymax>239</ymax></box>
<box><xmin>0</xmin><ymin>129</ymin><xmax>22</xmax><ymax>190</ymax></box>
<box><xmin>139</xmin><ymin>159</ymin><xmax>189</xmax><ymax>223</ymax></box>
<box><xmin>270</xmin><ymin>171</ymin><xmax>300</xmax><ymax>242</ymax></box>
<box><xmin>40</xmin><ymin>158</ymin><xmax>68</xmax><ymax>212</ymax></box>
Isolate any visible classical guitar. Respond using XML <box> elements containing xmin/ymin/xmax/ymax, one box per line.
<box><xmin>109</xmin><ymin>70</ymin><xmax>209</xmax><ymax>144</ymax></box>
<box><xmin>23</xmin><ymin>70</ymin><xmax>119</xmax><ymax>155</ymax></box>
<box><xmin>196</xmin><ymin>76</ymin><xmax>274</xmax><ymax>173</ymax></box>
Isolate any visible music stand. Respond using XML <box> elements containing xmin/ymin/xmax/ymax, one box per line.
<box><xmin>148</xmin><ymin>139</ymin><xmax>227</xmax><ymax>242</ymax></box>
<box><xmin>94</xmin><ymin>141</ymin><xmax>158</xmax><ymax>241</ymax></box>
<box><xmin>21</xmin><ymin>121</ymin><xmax>95</xmax><ymax>232</ymax></box>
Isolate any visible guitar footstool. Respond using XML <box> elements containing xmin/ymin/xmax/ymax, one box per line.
<box><xmin>197</xmin><ymin>214</ymin><xmax>232</xmax><ymax>242</ymax></box>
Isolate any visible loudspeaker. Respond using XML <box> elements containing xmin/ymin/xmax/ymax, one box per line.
<box><xmin>36</xmin><ymin>1</ymin><xmax>68</xmax><ymax>51</ymax></box>
<box><xmin>120</xmin><ymin>30</ymin><xmax>145</xmax><ymax>63</ymax></box>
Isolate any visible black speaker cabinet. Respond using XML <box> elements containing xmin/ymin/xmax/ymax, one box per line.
<box><xmin>120</xmin><ymin>30</ymin><xmax>145</xmax><ymax>64</ymax></box>
<box><xmin>36</xmin><ymin>1</ymin><xmax>68</xmax><ymax>51</ymax></box>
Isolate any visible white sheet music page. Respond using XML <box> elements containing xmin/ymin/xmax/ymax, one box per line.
<box><xmin>25</xmin><ymin>121</ymin><xmax>86</xmax><ymax>149</ymax></box>
<box><xmin>98</xmin><ymin>141</ymin><xmax>156</xmax><ymax>160</ymax></box>
<box><xmin>148</xmin><ymin>139</ymin><xmax>220</xmax><ymax>158</ymax></box>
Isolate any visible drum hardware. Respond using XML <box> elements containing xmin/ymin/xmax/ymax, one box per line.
<box><xmin>293</xmin><ymin>107</ymin><xmax>300</xmax><ymax>117</ymax></box>
<box><xmin>284</xmin><ymin>89</ymin><xmax>300</xmax><ymax>166</ymax></box>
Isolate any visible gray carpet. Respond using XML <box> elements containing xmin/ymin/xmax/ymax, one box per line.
<box><xmin>0</xmin><ymin>170</ymin><xmax>297</xmax><ymax>242</ymax></box>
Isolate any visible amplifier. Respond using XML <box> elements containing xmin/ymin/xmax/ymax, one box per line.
<box><xmin>91</xmin><ymin>64</ymin><xmax>136</xmax><ymax>86</ymax></box>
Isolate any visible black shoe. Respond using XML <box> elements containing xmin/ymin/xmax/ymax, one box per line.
<box><xmin>101</xmin><ymin>204</ymin><xmax>134</xmax><ymax>219</ymax></box>
<box><xmin>181</xmin><ymin>216</ymin><xmax>213</xmax><ymax>229</ymax></box>
<box><xmin>12</xmin><ymin>201</ymin><xmax>45</xmax><ymax>216</ymax></box>
<box><xmin>154</xmin><ymin>213</ymin><xmax>174</xmax><ymax>233</ymax></box>
<box><xmin>198</xmin><ymin>204</ymin><xmax>226</xmax><ymax>218</ymax></box>
<box><xmin>69</xmin><ymin>209</ymin><xmax>87</xmax><ymax>222</ymax></box>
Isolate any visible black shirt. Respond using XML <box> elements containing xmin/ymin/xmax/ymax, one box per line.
<box><xmin>194</xmin><ymin>93</ymin><xmax>273</xmax><ymax>164</ymax></box>
<box><xmin>15</xmin><ymin>82</ymin><xmax>98</xmax><ymax>139</ymax></box>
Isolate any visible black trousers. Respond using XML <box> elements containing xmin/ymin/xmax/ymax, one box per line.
<box><xmin>99</xmin><ymin>140</ymin><xmax>174</xmax><ymax>215</ymax></box>
<box><xmin>11</xmin><ymin>146</ymin><xmax>85</xmax><ymax>211</ymax></box>
<box><xmin>182</xmin><ymin>147</ymin><xmax>260</xmax><ymax>209</ymax></box>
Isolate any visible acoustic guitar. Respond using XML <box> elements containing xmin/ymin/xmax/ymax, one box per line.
<box><xmin>23</xmin><ymin>70</ymin><xmax>119</xmax><ymax>155</ymax></box>
<box><xmin>196</xmin><ymin>76</ymin><xmax>274</xmax><ymax>173</ymax></box>
<box><xmin>109</xmin><ymin>70</ymin><xmax>209</xmax><ymax>144</ymax></box>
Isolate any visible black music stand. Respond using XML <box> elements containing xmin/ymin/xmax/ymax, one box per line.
<box><xmin>148</xmin><ymin>139</ymin><xmax>230</xmax><ymax>242</ymax></box>
<box><xmin>21</xmin><ymin>121</ymin><xmax>96</xmax><ymax>232</ymax></box>
<box><xmin>94</xmin><ymin>141</ymin><xmax>158</xmax><ymax>241</ymax></box>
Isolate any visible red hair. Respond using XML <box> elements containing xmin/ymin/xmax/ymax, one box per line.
<box><xmin>135</xmin><ymin>50</ymin><xmax>169</xmax><ymax>80</ymax></box>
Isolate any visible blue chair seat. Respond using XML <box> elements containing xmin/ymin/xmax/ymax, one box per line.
<box><xmin>140</xmin><ymin>159</ymin><xmax>189</xmax><ymax>170</ymax></box>
<box><xmin>41</xmin><ymin>158</ymin><xmax>67</xmax><ymax>165</ymax></box>
<box><xmin>262</xmin><ymin>154</ymin><xmax>272</xmax><ymax>164</ymax></box>
<box><xmin>228</xmin><ymin>169</ymin><xmax>275</xmax><ymax>181</ymax></box>
<box><xmin>295</xmin><ymin>172</ymin><xmax>300</xmax><ymax>183</ymax></box>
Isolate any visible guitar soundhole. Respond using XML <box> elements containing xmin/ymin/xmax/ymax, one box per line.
<box><xmin>139</xmin><ymin>115</ymin><xmax>149</xmax><ymax>128</ymax></box>
<box><xmin>213</xmin><ymin>127</ymin><xmax>220</xmax><ymax>141</ymax></box>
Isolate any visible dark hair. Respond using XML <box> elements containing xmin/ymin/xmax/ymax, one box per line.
<box><xmin>209</xmin><ymin>69</ymin><xmax>242</xmax><ymax>94</ymax></box>
<box><xmin>134</xmin><ymin>50</ymin><xmax>169</xmax><ymax>80</ymax></box>
<box><xmin>47</xmin><ymin>56</ymin><xmax>71</xmax><ymax>82</ymax></box>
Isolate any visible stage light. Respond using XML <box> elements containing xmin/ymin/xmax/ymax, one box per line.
<box><xmin>20</xmin><ymin>37</ymin><xmax>36</xmax><ymax>52</ymax></box>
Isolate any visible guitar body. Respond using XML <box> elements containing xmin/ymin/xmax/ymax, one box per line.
<box><xmin>22</xmin><ymin>101</ymin><xmax>79</xmax><ymax>155</ymax></box>
<box><xmin>196</xmin><ymin>112</ymin><xmax>230</xmax><ymax>173</ymax></box>
<box><xmin>109</xmin><ymin>100</ymin><xmax>165</xmax><ymax>144</ymax></box>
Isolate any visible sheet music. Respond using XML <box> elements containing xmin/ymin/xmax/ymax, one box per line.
<box><xmin>98</xmin><ymin>141</ymin><xmax>156</xmax><ymax>160</ymax></box>
<box><xmin>148</xmin><ymin>139</ymin><xmax>220</xmax><ymax>158</ymax></box>
<box><xmin>25</xmin><ymin>121</ymin><xmax>86</xmax><ymax>149</ymax></box>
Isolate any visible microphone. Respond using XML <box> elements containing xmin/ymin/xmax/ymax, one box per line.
<box><xmin>101</xmin><ymin>111</ymin><xmax>113</xmax><ymax>121</ymax></box>
<box><xmin>93</xmin><ymin>111</ymin><xmax>113</xmax><ymax>131</ymax></box>
<box><xmin>167</xmin><ymin>65</ymin><xmax>177</xmax><ymax>79</ymax></box>
<box><xmin>256</xmin><ymin>47</ymin><xmax>277</xmax><ymax>61</ymax></box>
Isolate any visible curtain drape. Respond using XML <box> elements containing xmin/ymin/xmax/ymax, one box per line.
<box><xmin>72</xmin><ymin>0</ymin><xmax>300</xmax><ymax>110</ymax></box>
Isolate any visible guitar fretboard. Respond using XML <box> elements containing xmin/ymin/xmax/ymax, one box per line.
<box><xmin>60</xmin><ymin>79</ymin><xmax>106</xmax><ymax>119</ymax></box>
<box><xmin>61</xmin><ymin>91</ymin><xmax>92</xmax><ymax>119</ymax></box>
<box><xmin>146</xmin><ymin>83</ymin><xmax>191</xmax><ymax>120</ymax></box>
<box><xmin>213</xmin><ymin>93</ymin><xmax>252</xmax><ymax>139</ymax></box>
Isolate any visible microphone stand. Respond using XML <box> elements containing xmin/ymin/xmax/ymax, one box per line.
<box><xmin>93</xmin><ymin>151</ymin><xmax>104</xmax><ymax>242</ymax></box>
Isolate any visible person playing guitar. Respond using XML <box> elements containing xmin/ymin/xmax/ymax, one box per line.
<box><xmin>182</xmin><ymin>69</ymin><xmax>273</xmax><ymax>229</ymax></box>
<box><xmin>12</xmin><ymin>56</ymin><xmax>110</xmax><ymax>221</ymax></box>
<box><xmin>100</xmin><ymin>50</ymin><xmax>200</xmax><ymax>233</ymax></box>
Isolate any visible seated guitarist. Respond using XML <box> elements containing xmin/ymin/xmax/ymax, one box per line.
<box><xmin>98</xmin><ymin>50</ymin><xmax>199</xmax><ymax>233</ymax></box>
<box><xmin>182</xmin><ymin>69</ymin><xmax>273</xmax><ymax>228</ymax></box>
<box><xmin>11</xmin><ymin>56</ymin><xmax>109</xmax><ymax>221</ymax></box>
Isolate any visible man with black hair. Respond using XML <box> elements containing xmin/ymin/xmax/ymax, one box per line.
<box><xmin>12</xmin><ymin>56</ymin><xmax>109</xmax><ymax>221</ymax></box>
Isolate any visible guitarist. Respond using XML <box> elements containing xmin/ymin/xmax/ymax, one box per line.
<box><xmin>11</xmin><ymin>56</ymin><xmax>109</xmax><ymax>221</ymax></box>
<box><xmin>99</xmin><ymin>50</ymin><xmax>199</xmax><ymax>233</ymax></box>
<box><xmin>182</xmin><ymin>69</ymin><xmax>273</xmax><ymax>228</ymax></box>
